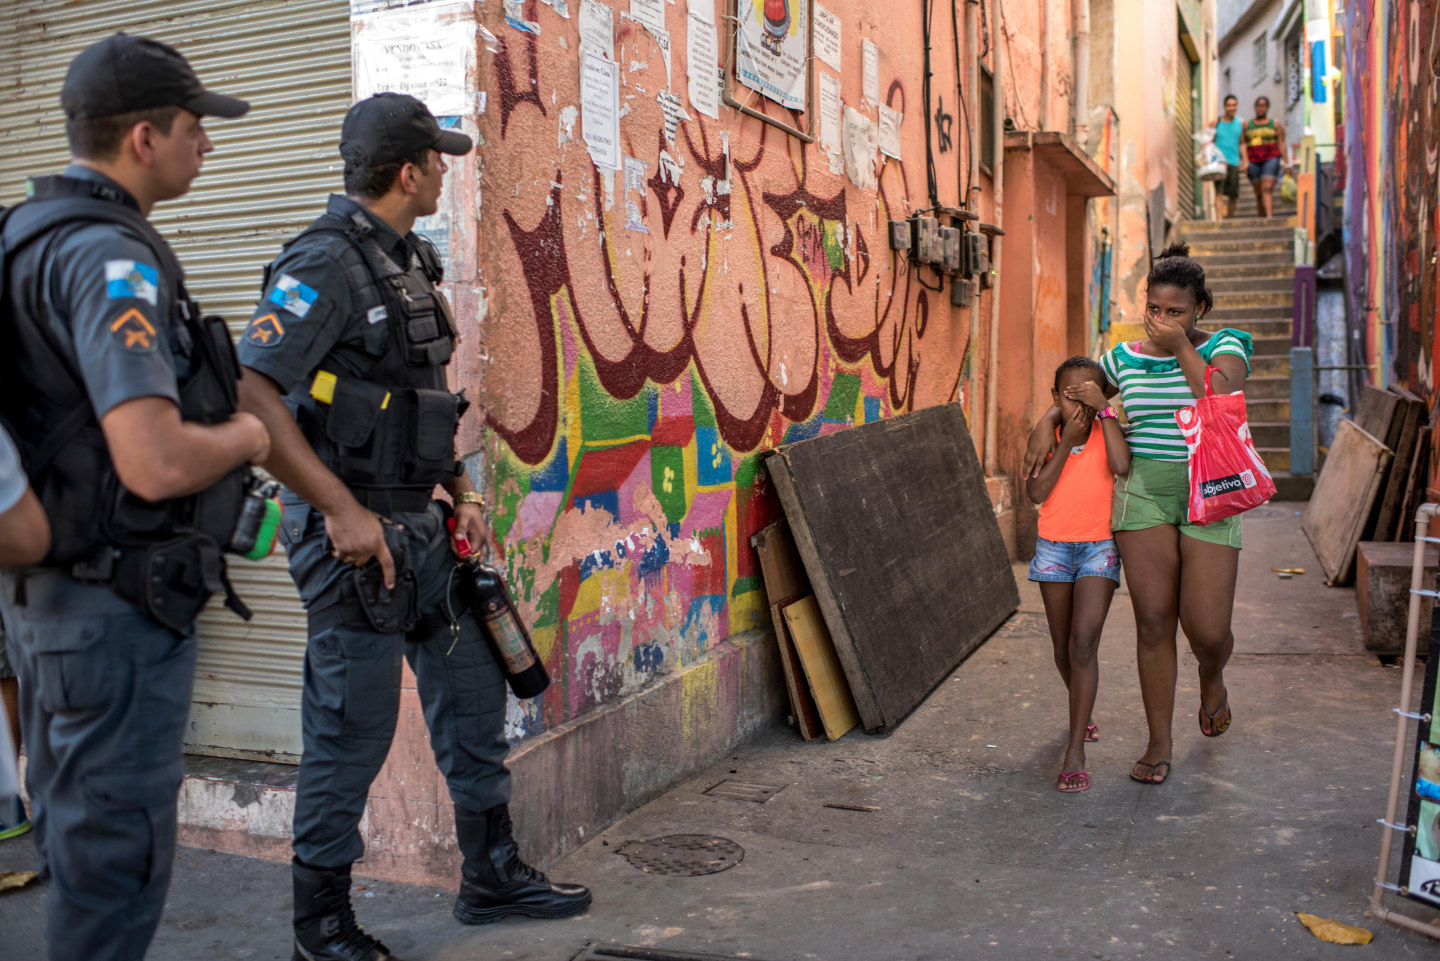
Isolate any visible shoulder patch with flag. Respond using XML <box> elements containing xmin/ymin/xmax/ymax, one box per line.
<box><xmin>269</xmin><ymin>274</ymin><xmax>319</xmax><ymax>318</ymax></box>
<box><xmin>105</xmin><ymin>260</ymin><xmax>159</xmax><ymax>305</ymax></box>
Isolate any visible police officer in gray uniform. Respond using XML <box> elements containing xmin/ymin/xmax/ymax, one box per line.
<box><xmin>236</xmin><ymin>94</ymin><xmax>590</xmax><ymax>961</ymax></box>
<box><xmin>0</xmin><ymin>34</ymin><xmax>270</xmax><ymax>961</ymax></box>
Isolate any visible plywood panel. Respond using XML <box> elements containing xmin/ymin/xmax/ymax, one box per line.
<box><xmin>1374</xmin><ymin>388</ymin><xmax>1425</xmax><ymax>540</ymax></box>
<box><xmin>1396</xmin><ymin>427</ymin><xmax>1432</xmax><ymax>543</ymax></box>
<box><xmin>751</xmin><ymin>521</ymin><xmax>822</xmax><ymax>741</ymax></box>
<box><xmin>1303</xmin><ymin>419</ymin><xmax>1393</xmax><ymax>585</ymax></box>
<box><xmin>781</xmin><ymin>595</ymin><xmax>860</xmax><ymax>742</ymax></box>
<box><xmin>1356</xmin><ymin>386</ymin><xmax>1403</xmax><ymax>448</ymax></box>
<box><xmin>765</xmin><ymin>403</ymin><xmax>1019</xmax><ymax>731</ymax></box>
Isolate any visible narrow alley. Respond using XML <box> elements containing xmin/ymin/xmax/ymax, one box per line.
<box><xmin>4</xmin><ymin>1</ymin><xmax>1440</xmax><ymax>959</ymax></box>
<box><xmin>2</xmin><ymin>508</ymin><xmax>1429</xmax><ymax>960</ymax></box>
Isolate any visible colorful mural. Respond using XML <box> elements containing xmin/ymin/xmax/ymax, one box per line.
<box><xmin>475</xmin><ymin>2</ymin><xmax>976</xmax><ymax>737</ymax></box>
<box><xmin>1345</xmin><ymin>0</ymin><xmax>1440</xmax><ymax>491</ymax></box>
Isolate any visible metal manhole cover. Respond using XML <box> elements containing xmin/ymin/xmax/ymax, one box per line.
<box><xmin>616</xmin><ymin>834</ymin><xmax>744</xmax><ymax>877</ymax></box>
<box><xmin>702</xmin><ymin>778</ymin><xmax>785</xmax><ymax>803</ymax></box>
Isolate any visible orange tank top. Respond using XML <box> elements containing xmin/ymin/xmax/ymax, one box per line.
<box><xmin>1037</xmin><ymin>422</ymin><xmax>1116</xmax><ymax>543</ymax></box>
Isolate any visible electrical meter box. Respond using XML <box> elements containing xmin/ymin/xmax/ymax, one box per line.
<box><xmin>963</xmin><ymin>231</ymin><xmax>989</xmax><ymax>279</ymax></box>
<box><xmin>910</xmin><ymin>216</ymin><xmax>942</xmax><ymax>265</ymax></box>
<box><xmin>940</xmin><ymin>227</ymin><xmax>962</xmax><ymax>274</ymax></box>
<box><xmin>889</xmin><ymin>220</ymin><xmax>911</xmax><ymax>251</ymax></box>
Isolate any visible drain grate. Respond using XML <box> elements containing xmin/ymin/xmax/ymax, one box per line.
<box><xmin>569</xmin><ymin>944</ymin><xmax>775</xmax><ymax>961</ymax></box>
<box><xmin>702</xmin><ymin>778</ymin><xmax>785</xmax><ymax>803</ymax></box>
<box><xmin>616</xmin><ymin>834</ymin><xmax>744</xmax><ymax>877</ymax></box>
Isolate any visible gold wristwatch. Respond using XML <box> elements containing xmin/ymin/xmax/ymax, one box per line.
<box><xmin>455</xmin><ymin>491</ymin><xmax>487</xmax><ymax>509</ymax></box>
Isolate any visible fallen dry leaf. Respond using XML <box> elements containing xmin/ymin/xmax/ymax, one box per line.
<box><xmin>0</xmin><ymin>871</ymin><xmax>38</xmax><ymax>893</ymax></box>
<box><xmin>1296</xmin><ymin>912</ymin><xmax>1374</xmax><ymax>945</ymax></box>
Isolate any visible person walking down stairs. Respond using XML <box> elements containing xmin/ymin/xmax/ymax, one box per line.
<box><xmin>1242</xmin><ymin>96</ymin><xmax>1287</xmax><ymax>219</ymax></box>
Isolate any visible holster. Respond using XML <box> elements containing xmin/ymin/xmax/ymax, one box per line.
<box><xmin>306</xmin><ymin>523</ymin><xmax>419</xmax><ymax>635</ymax></box>
<box><xmin>94</xmin><ymin>532</ymin><xmax>250</xmax><ymax>634</ymax></box>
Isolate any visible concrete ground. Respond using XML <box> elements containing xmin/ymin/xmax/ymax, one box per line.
<box><xmin>2</xmin><ymin>504</ymin><xmax>1438</xmax><ymax>959</ymax></box>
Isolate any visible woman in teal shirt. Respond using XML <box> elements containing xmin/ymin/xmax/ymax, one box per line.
<box><xmin>1213</xmin><ymin>95</ymin><xmax>1243</xmax><ymax>219</ymax></box>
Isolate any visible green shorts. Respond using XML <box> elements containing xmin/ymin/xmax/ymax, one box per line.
<box><xmin>1112</xmin><ymin>457</ymin><xmax>1242</xmax><ymax>549</ymax></box>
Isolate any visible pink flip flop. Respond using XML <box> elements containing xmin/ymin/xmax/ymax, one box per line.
<box><xmin>1085</xmin><ymin>723</ymin><xmax>1100</xmax><ymax>742</ymax></box>
<box><xmin>1056</xmin><ymin>771</ymin><xmax>1090</xmax><ymax>793</ymax></box>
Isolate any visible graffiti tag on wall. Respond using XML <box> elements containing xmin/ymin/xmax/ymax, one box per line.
<box><xmin>479</xmin><ymin>4</ymin><xmax>972</xmax><ymax>737</ymax></box>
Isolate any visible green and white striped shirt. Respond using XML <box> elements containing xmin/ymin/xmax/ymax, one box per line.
<box><xmin>1100</xmin><ymin>331</ymin><xmax>1252</xmax><ymax>462</ymax></box>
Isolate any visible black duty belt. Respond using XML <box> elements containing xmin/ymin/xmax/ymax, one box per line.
<box><xmin>352</xmin><ymin>488</ymin><xmax>433</xmax><ymax>517</ymax></box>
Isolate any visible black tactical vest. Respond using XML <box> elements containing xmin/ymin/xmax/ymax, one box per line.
<box><xmin>0</xmin><ymin>175</ymin><xmax>253</xmax><ymax>631</ymax></box>
<box><xmin>274</xmin><ymin>209</ymin><xmax>466</xmax><ymax>503</ymax></box>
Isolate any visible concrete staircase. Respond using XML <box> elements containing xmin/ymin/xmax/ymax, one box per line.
<box><xmin>1179</xmin><ymin>186</ymin><xmax>1312</xmax><ymax>499</ymax></box>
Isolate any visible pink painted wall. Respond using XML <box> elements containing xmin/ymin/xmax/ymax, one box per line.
<box><xmin>465</xmin><ymin>0</ymin><xmax>983</xmax><ymax>741</ymax></box>
<box><xmin>1100</xmin><ymin>0</ymin><xmax>1218</xmax><ymax>343</ymax></box>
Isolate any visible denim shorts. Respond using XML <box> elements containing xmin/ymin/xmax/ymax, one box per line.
<box><xmin>1028</xmin><ymin>537</ymin><xmax>1122</xmax><ymax>584</ymax></box>
<box><xmin>1247</xmin><ymin>157</ymin><xmax>1281</xmax><ymax>181</ymax></box>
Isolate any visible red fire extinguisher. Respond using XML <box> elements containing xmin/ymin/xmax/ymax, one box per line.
<box><xmin>447</xmin><ymin>517</ymin><xmax>550</xmax><ymax>699</ymax></box>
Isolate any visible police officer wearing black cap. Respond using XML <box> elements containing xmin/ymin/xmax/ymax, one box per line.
<box><xmin>0</xmin><ymin>33</ymin><xmax>270</xmax><ymax>961</ymax></box>
<box><xmin>236</xmin><ymin>93</ymin><xmax>590</xmax><ymax>961</ymax></box>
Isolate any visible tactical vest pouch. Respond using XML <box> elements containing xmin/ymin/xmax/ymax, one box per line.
<box><xmin>405</xmin><ymin>388</ymin><xmax>461</xmax><ymax>484</ymax></box>
<box><xmin>107</xmin><ymin>533</ymin><xmax>233</xmax><ymax>635</ymax></box>
<box><xmin>400</xmin><ymin>290</ymin><xmax>454</xmax><ymax>366</ymax></box>
<box><xmin>326</xmin><ymin>377</ymin><xmax>387</xmax><ymax>447</ymax></box>
<box><xmin>323</xmin><ymin>377</ymin><xmax>391</xmax><ymax>486</ymax></box>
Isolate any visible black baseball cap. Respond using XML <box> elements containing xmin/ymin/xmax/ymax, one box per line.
<box><xmin>62</xmin><ymin>33</ymin><xmax>249</xmax><ymax>120</ymax></box>
<box><xmin>340</xmin><ymin>93</ymin><xmax>473</xmax><ymax>167</ymax></box>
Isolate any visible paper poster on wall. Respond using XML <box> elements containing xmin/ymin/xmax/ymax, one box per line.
<box><xmin>644</xmin><ymin>23</ymin><xmax>674</xmax><ymax>89</ymax></box>
<box><xmin>818</xmin><ymin>70</ymin><xmax>841</xmax><ymax>155</ymax></box>
<box><xmin>630</xmin><ymin>0</ymin><xmax>667</xmax><ymax>32</ymax></box>
<box><xmin>877</xmin><ymin>103</ymin><xmax>901</xmax><ymax>160</ymax></box>
<box><xmin>862</xmin><ymin>37</ymin><xmax>879</xmax><ymax>105</ymax></box>
<box><xmin>657</xmin><ymin>89</ymin><xmax>691</xmax><ymax>144</ymax></box>
<box><xmin>351</xmin><ymin>0</ymin><xmax>467</xmax><ymax>16</ymax></box>
<box><xmin>843</xmin><ymin>104</ymin><xmax>875</xmax><ymax>190</ymax></box>
<box><xmin>813</xmin><ymin>4</ymin><xmax>841</xmax><ymax>73</ymax></box>
<box><xmin>579</xmin><ymin>0</ymin><xmax>615</xmax><ymax>60</ymax></box>
<box><xmin>735</xmin><ymin>0</ymin><xmax>808</xmax><ymax>111</ymax></box>
<box><xmin>414</xmin><ymin>211</ymin><xmax>453</xmax><ymax>273</ymax></box>
<box><xmin>687</xmin><ymin>11</ymin><xmax>720</xmax><ymax>118</ymax></box>
<box><xmin>504</xmin><ymin>0</ymin><xmax>542</xmax><ymax>33</ymax></box>
<box><xmin>581</xmin><ymin>52</ymin><xmax>622</xmax><ymax>169</ymax></box>
<box><xmin>1400</xmin><ymin>619</ymin><xmax>1440</xmax><ymax>908</ymax></box>
<box><xmin>624</xmin><ymin>156</ymin><xmax>650</xmax><ymax>233</ymax></box>
<box><xmin>354</xmin><ymin>12</ymin><xmax>475</xmax><ymax>115</ymax></box>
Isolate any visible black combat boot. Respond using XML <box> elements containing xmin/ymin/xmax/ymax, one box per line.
<box><xmin>292</xmin><ymin>859</ymin><xmax>404</xmax><ymax>961</ymax></box>
<box><xmin>453</xmin><ymin>804</ymin><xmax>592</xmax><ymax>924</ymax></box>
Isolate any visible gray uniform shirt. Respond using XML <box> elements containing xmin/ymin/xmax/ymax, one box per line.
<box><xmin>237</xmin><ymin>194</ymin><xmax>421</xmax><ymax>401</ymax></box>
<box><xmin>0</xmin><ymin>427</ymin><xmax>25</xmax><ymax>515</ymax></box>
<box><xmin>35</xmin><ymin>166</ymin><xmax>188</xmax><ymax>419</ymax></box>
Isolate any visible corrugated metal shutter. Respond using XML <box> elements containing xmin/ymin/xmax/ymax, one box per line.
<box><xmin>1174</xmin><ymin>42</ymin><xmax>1196</xmax><ymax>222</ymax></box>
<box><xmin>0</xmin><ymin>0</ymin><xmax>351</xmax><ymax>763</ymax></box>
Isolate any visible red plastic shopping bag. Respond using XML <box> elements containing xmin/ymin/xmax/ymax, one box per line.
<box><xmin>1174</xmin><ymin>366</ymin><xmax>1277</xmax><ymax>525</ymax></box>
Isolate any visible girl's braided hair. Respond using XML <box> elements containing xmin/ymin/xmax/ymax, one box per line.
<box><xmin>1146</xmin><ymin>242</ymin><xmax>1214</xmax><ymax>315</ymax></box>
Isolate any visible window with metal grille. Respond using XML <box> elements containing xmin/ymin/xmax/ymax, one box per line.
<box><xmin>1253</xmin><ymin>32</ymin><xmax>1267</xmax><ymax>83</ymax></box>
